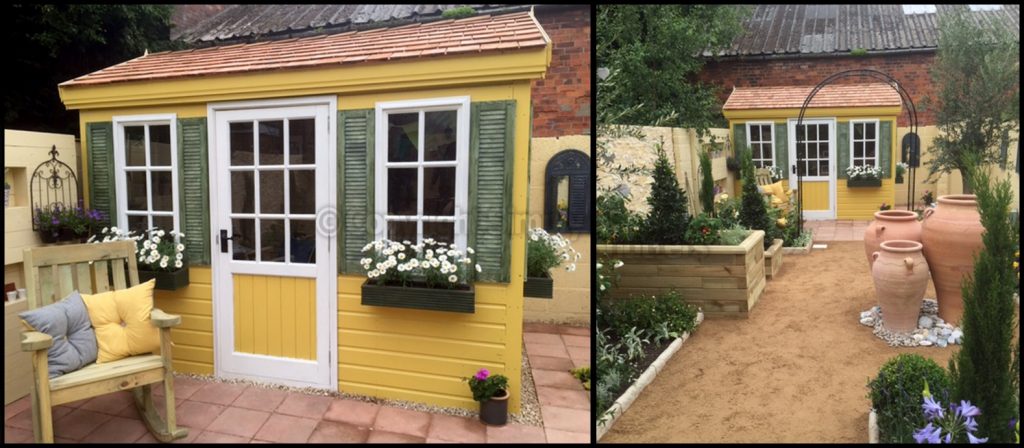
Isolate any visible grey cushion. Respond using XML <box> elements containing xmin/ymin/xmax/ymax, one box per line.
<box><xmin>19</xmin><ymin>291</ymin><xmax>98</xmax><ymax>378</ymax></box>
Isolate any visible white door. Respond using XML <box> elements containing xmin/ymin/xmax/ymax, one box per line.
<box><xmin>209</xmin><ymin>98</ymin><xmax>336</xmax><ymax>389</ymax></box>
<box><xmin>787</xmin><ymin>118</ymin><xmax>837</xmax><ymax>219</ymax></box>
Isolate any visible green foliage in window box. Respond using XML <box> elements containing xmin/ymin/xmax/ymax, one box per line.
<box><xmin>868</xmin><ymin>354</ymin><xmax>952</xmax><ymax>443</ymax></box>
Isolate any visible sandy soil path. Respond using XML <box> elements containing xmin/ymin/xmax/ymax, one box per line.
<box><xmin>601</xmin><ymin>241</ymin><xmax>962</xmax><ymax>443</ymax></box>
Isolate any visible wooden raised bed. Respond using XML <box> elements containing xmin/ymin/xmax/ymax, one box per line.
<box><xmin>5</xmin><ymin>298</ymin><xmax>32</xmax><ymax>405</ymax></box>
<box><xmin>597</xmin><ymin>230</ymin><xmax>766</xmax><ymax>319</ymax></box>
<box><xmin>764</xmin><ymin>238</ymin><xmax>784</xmax><ymax>279</ymax></box>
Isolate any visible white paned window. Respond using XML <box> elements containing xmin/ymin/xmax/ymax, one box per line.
<box><xmin>746</xmin><ymin>122</ymin><xmax>775</xmax><ymax>168</ymax></box>
<box><xmin>850</xmin><ymin>120</ymin><xmax>880</xmax><ymax>168</ymax></box>
<box><xmin>794</xmin><ymin>122</ymin><xmax>832</xmax><ymax>178</ymax></box>
<box><xmin>375</xmin><ymin>97</ymin><xmax>470</xmax><ymax>248</ymax></box>
<box><xmin>113</xmin><ymin>115</ymin><xmax>179</xmax><ymax>241</ymax></box>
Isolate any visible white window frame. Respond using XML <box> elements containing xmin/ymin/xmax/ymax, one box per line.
<box><xmin>745</xmin><ymin>121</ymin><xmax>776</xmax><ymax>168</ymax></box>
<box><xmin>374</xmin><ymin>96</ymin><xmax>470</xmax><ymax>249</ymax></box>
<box><xmin>112</xmin><ymin>114</ymin><xmax>180</xmax><ymax>241</ymax></box>
<box><xmin>849</xmin><ymin>119</ymin><xmax>881</xmax><ymax>169</ymax></box>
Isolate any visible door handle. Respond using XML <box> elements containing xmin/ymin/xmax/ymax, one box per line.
<box><xmin>220</xmin><ymin>229</ymin><xmax>233</xmax><ymax>253</ymax></box>
<box><xmin>791</xmin><ymin>164</ymin><xmax>796</xmax><ymax>174</ymax></box>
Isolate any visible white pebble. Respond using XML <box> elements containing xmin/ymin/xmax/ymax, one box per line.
<box><xmin>860</xmin><ymin>317</ymin><xmax>875</xmax><ymax>326</ymax></box>
<box><xmin>920</xmin><ymin>340</ymin><xmax>934</xmax><ymax>346</ymax></box>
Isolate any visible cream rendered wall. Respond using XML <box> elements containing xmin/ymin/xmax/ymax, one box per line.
<box><xmin>4</xmin><ymin>130</ymin><xmax>79</xmax><ymax>289</ymax></box>
<box><xmin>525</xmin><ymin>135</ymin><xmax>591</xmax><ymax>325</ymax></box>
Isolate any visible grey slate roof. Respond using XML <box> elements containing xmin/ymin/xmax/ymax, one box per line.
<box><xmin>713</xmin><ymin>4</ymin><xmax>1019</xmax><ymax>57</ymax></box>
<box><xmin>174</xmin><ymin>4</ymin><xmax>532</xmax><ymax>44</ymax></box>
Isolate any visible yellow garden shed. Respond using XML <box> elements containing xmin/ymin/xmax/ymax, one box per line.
<box><xmin>58</xmin><ymin>11</ymin><xmax>551</xmax><ymax>412</ymax></box>
<box><xmin>724</xmin><ymin>83</ymin><xmax>902</xmax><ymax>220</ymax></box>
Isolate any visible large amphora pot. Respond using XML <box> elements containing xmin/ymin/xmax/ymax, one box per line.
<box><xmin>872</xmin><ymin>240</ymin><xmax>930</xmax><ymax>333</ymax></box>
<box><xmin>920</xmin><ymin>195</ymin><xmax>983</xmax><ymax>325</ymax></box>
<box><xmin>864</xmin><ymin>210</ymin><xmax>921</xmax><ymax>266</ymax></box>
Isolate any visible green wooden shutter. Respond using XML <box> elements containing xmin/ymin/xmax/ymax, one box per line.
<box><xmin>87</xmin><ymin>122</ymin><xmax>116</xmax><ymax>225</ymax></box>
<box><xmin>773</xmin><ymin>123</ymin><xmax>788</xmax><ymax>179</ymax></box>
<box><xmin>178</xmin><ymin>118</ymin><xmax>210</xmax><ymax>265</ymax></box>
<box><xmin>469</xmin><ymin>101</ymin><xmax>515</xmax><ymax>283</ymax></box>
<box><xmin>339</xmin><ymin>109</ymin><xmax>374</xmax><ymax>274</ymax></box>
<box><xmin>879</xmin><ymin>121</ymin><xmax>892</xmax><ymax>178</ymax></box>
<box><xmin>733</xmin><ymin>123</ymin><xmax>747</xmax><ymax>156</ymax></box>
<box><xmin>837</xmin><ymin>121</ymin><xmax>849</xmax><ymax>179</ymax></box>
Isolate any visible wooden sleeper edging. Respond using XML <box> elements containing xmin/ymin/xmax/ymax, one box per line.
<box><xmin>596</xmin><ymin>312</ymin><xmax>704</xmax><ymax>441</ymax></box>
<box><xmin>868</xmin><ymin>409</ymin><xmax>879</xmax><ymax>443</ymax></box>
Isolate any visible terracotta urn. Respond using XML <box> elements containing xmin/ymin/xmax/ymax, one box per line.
<box><xmin>864</xmin><ymin>210</ymin><xmax>922</xmax><ymax>266</ymax></box>
<box><xmin>920</xmin><ymin>195</ymin><xmax>984</xmax><ymax>325</ymax></box>
<box><xmin>872</xmin><ymin>240</ymin><xmax>930</xmax><ymax>333</ymax></box>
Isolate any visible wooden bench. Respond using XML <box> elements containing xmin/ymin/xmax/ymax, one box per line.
<box><xmin>21</xmin><ymin>241</ymin><xmax>187</xmax><ymax>443</ymax></box>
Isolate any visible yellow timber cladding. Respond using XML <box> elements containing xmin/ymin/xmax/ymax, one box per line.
<box><xmin>65</xmin><ymin>46</ymin><xmax>548</xmax><ymax>412</ymax></box>
<box><xmin>726</xmin><ymin>106</ymin><xmax>900</xmax><ymax>220</ymax></box>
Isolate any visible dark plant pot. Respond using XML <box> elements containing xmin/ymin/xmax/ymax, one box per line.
<box><xmin>479</xmin><ymin>390</ymin><xmax>509</xmax><ymax>426</ymax></box>
<box><xmin>361</xmin><ymin>280</ymin><xmax>475</xmax><ymax>313</ymax></box>
<box><xmin>139</xmin><ymin>268</ymin><xmax>190</xmax><ymax>291</ymax></box>
<box><xmin>847</xmin><ymin>178</ymin><xmax>882</xmax><ymax>188</ymax></box>
<box><xmin>895</xmin><ymin>173</ymin><xmax>904</xmax><ymax>184</ymax></box>
<box><xmin>523</xmin><ymin>276</ymin><xmax>553</xmax><ymax>299</ymax></box>
<box><xmin>39</xmin><ymin>230</ymin><xmax>60</xmax><ymax>244</ymax></box>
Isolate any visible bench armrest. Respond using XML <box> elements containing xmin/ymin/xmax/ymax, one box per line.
<box><xmin>151</xmin><ymin>309</ymin><xmax>182</xmax><ymax>328</ymax></box>
<box><xmin>22</xmin><ymin>331</ymin><xmax>53</xmax><ymax>352</ymax></box>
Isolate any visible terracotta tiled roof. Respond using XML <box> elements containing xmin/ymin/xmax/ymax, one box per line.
<box><xmin>62</xmin><ymin>11</ymin><xmax>547</xmax><ymax>87</ymax></box>
<box><xmin>723</xmin><ymin>83</ymin><xmax>902</xmax><ymax>110</ymax></box>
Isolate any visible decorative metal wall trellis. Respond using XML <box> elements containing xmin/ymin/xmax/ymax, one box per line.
<box><xmin>30</xmin><ymin>145</ymin><xmax>80</xmax><ymax>230</ymax></box>
<box><xmin>795</xmin><ymin>69</ymin><xmax>920</xmax><ymax>235</ymax></box>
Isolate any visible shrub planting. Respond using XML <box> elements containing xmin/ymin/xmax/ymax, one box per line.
<box><xmin>868</xmin><ymin>354</ymin><xmax>953</xmax><ymax>443</ymax></box>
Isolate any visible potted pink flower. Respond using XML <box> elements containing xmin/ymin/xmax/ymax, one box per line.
<box><xmin>465</xmin><ymin>368</ymin><xmax>509</xmax><ymax>426</ymax></box>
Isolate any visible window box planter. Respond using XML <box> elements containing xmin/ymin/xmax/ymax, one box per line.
<box><xmin>847</xmin><ymin>178</ymin><xmax>882</xmax><ymax>188</ymax></box>
<box><xmin>523</xmin><ymin>276</ymin><xmax>553</xmax><ymax>299</ymax></box>
<box><xmin>361</xmin><ymin>280</ymin><xmax>475</xmax><ymax>313</ymax></box>
<box><xmin>597</xmin><ymin>230</ymin><xmax>766</xmax><ymax>319</ymax></box>
<box><xmin>764</xmin><ymin>238</ymin><xmax>784</xmax><ymax>279</ymax></box>
<box><xmin>138</xmin><ymin>268</ymin><xmax>190</xmax><ymax>291</ymax></box>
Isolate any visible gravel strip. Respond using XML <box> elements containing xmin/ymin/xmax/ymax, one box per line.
<box><xmin>177</xmin><ymin>346</ymin><xmax>545</xmax><ymax>427</ymax></box>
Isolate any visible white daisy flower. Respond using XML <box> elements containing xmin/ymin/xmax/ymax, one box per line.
<box><xmin>111</xmin><ymin>226</ymin><xmax>119</xmax><ymax>232</ymax></box>
<box><xmin>467</xmin><ymin>247</ymin><xmax>475</xmax><ymax>254</ymax></box>
<box><xmin>159</xmin><ymin>259</ymin><xmax>168</xmax><ymax>269</ymax></box>
<box><xmin>102</xmin><ymin>227</ymin><xmax>109</xmax><ymax>233</ymax></box>
<box><xmin>176</xmin><ymin>253</ymin><xmax>183</xmax><ymax>260</ymax></box>
<box><xmin>448</xmin><ymin>275</ymin><xmax>458</xmax><ymax>283</ymax></box>
<box><xmin>177</xmin><ymin>244</ymin><xmax>185</xmax><ymax>252</ymax></box>
<box><xmin>475</xmin><ymin>264</ymin><xmax>482</xmax><ymax>273</ymax></box>
<box><xmin>157</xmin><ymin>229</ymin><xmax>165</xmax><ymax>237</ymax></box>
<box><xmin>614</xmin><ymin>261</ymin><xmax>624</xmax><ymax>269</ymax></box>
<box><xmin>175</xmin><ymin>260</ymin><xmax>183</xmax><ymax>269</ymax></box>
<box><xmin>398</xmin><ymin>253</ymin><xmax>406</xmax><ymax>260</ymax></box>
<box><xmin>139</xmin><ymin>256</ymin><xmax>146</xmax><ymax>263</ymax></box>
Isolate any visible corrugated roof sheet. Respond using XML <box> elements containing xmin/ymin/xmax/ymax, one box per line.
<box><xmin>62</xmin><ymin>12</ymin><xmax>547</xmax><ymax>87</ymax></box>
<box><xmin>713</xmin><ymin>4</ymin><xmax>1019</xmax><ymax>57</ymax></box>
<box><xmin>174</xmin><ymin>4</ymin><xmax>527</xmax><ymax>44</ymax></box>
<box><xmin>723</xmin><ymin>83</ymin><xmax>902</xmax><ymax>110</ymax></box>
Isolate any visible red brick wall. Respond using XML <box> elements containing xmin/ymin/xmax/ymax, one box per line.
<box><xmin>532</xmin><ymin>7</ymin><xmax>591</xmax><ymax>138</ymax></box>
<box><xmin>701</xmin><ymin>52</ymin><xmax>938</xmax><ymax>126</ymax></box>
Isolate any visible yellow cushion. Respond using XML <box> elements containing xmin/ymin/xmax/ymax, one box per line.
<box><xmin>763</xmin><ymin>181</ymin><xmax>791</xmax><ymax>205</ymax></box>
<box><xmin>81</xmin><ymin>279</ymin><xmax>160</xmax><ymax>363</ymax></box>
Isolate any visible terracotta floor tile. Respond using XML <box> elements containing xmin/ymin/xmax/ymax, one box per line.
<box><xmin>522</xmin><ymin>322</ymin><xmax>561</xmax><ymax>334</ymax></box>
<box><xmin>4</xmin><ymin>396</ymin><xmax>30</xmax><ymax>422</ymax></box>
<box><xmin>372</xmin><ymin>406</ymin><xmax>432</xmax><ymax>437</ymax></box>
<box><xmin>539</xmin><ymin>405</ymin><xmax>590</xmax><ymax>433</ymax></box>
<box><xmin>52</xmin><ymin>408</ymin><xmax>114</xmax><ymax>440</ymax></box>
<box><xmin>526</xmin><ymin>355</ymin><xmax>575</xmax><ymax>371</ymax></box>
<box><xmin>154</xmin><ymin>377</ymin><xmax>204</xmax><ymax>400</ymax></box>
<box><xmin>560</xmin><ymin>334</ymin><xmax>590</xmax><ymax>348</ymax></box>
<box><xmin>174</xmin><ymin>400</ymin><xmax>226</xmax><ymax>431</ymax></box>
<box><xmin>544</xmin><ymin>427</ymin><xmax>591</xmax><ymax>443</ymax></box>
<box><xmin>367</xmin><ymin>430</ymin><xmax>427</xmax><ymax>443</ymax></box>
<box><xmin>566</xmin><ymin>345</ymin><xmax>591</xmax><ymax>365</ymax></box>
<box><xmin>536</xmin><ymin>387</ymin><xmax>589</xmax><ymax>410</ymax></box>
<box><xmin>191</xmin><ymin>382</ymin><xmax>249</xmax><ymax>406</ymax></box>
<box><xmin>558</xmin><ymin>326</ymin><xmax>591</xmax><ymax>336</ymax></box>
<box><xmin>62</xmin><ymin>398</ymin><xmax>92</xmax><ymax>408</ymax></box>
<box><xmin>323</xmin><ymin>398</ymin><xmax>381</xmax><ymax>427</ymax></box>
<box><xmin>485</xmin><ymin>423</ymin><xmax>547</xmax><ymax>443</ymax></box>
<box><xmin>307</xmin><ymin>420</ymin><xmax>370</xmax><ymax>443</ymax></box>
<box><xmin>531</xmin><ymin>369</ymin><xmax>581</xmax><ymax>389</ymax></box>
<box><xmin>205</xmin><ymin>407</ymin><xmax>270</xmax><ymax>438</ymax></box>
<box><xmin>233</xmin><ymin>387</ymin><xmax>289</xmax><ymax>412</ymax></box>
<box><xmin>80</xmin><ymin>415</ymin><xmax>149</xmax><ymax>443</ymax></box>
<box><xmin>118</xmin><ymin>394</ymin><xmax>183</xmax><ymax>419</ymax></box>
<box><xmin>194</xmin><ymin>430</ymin><xmax>252</xmax><ymax>443</ymax></box>
<box><xmin>4</xmin><ymin>426</ymin><xmax>33</xmax><ymax>443</ymax></box>
<box><xmin>134</xmin><ymin>425</ymin><xmax>199</xmax><ymax>443</ymax></box>
<box><xmin>523</xmin><ymin>332</ymin><xmax>564</xmax><ymax>345</ymax></box>
<box><xmin>253</xmin><ymin>413</ymin><xmax>317</xmax><ymax>443</ymax></box>
<box><xmin>80</xmin><ymin>390</ymin><xmax>134</xmax><ymax>415</ymax></box>
<box><xmin>6</xmin><ymin>408</ymin><xmax>35</xmax><ymax>430</ymax></box>
<box><xmin>425</xmin><ymin>414</ymin><xmax>485</xmax><ymax>443</ymax></box>
<box><xmin>275</xmin><ymin>393</ymin><xmax>333</xmax><ymax>419</ymax></box>
<box><xmin>524</xmin><ymin>342</ymin><xmax>569</xmax><ymax>358</ymax></box>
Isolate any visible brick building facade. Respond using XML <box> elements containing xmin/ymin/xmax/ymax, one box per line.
<box><xmin>531</xmin><ymin>5</ymin><xmax>591</xmax><ymax>137</ymax></box>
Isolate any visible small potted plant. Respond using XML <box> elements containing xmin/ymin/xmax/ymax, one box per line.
<box><xmin>92</xmin><ymin>227</ymin><xmax>189</xmax><ymax>290</ymax></box>
<box><xmin>464</xmin><ymin>368</ymin><xmax>509</xmax><ymax>426</ymax></box>
<box><xmin>360</xmin><ymin>239</ymin><xmax>479</xmax><ymax>313</ymax></box>
<box><xmin>879</xmin><ymin>202</ymin><xmax>892</xmax><ymax>211</ymax></box>
<box><xmin>921</xmin><ymin>190</ymin><xmax>935</xmax><ymax>208</ymax></box>
<box><xmin>725</xmin><ymin>156</ymin><xmax>740</xmax><ymax>173</ymax></box>
<box><xmin>895</xmin><ymin>162</ymin><xmax>908</xmax><ymax>184</ymax></box>
<box><xmin>525</xmin><ymin>228</ymin><xmax>580</xmax><ymax>299</ymax></box>
<box><xmin>845</xmin><ymin>165</ymin><xmax>883</xmax><ymax>187</ymax></box>
<box><xmin>34</xmin><ymin>205</ymin><xmax>64</xmax><ymax>243</ymax></box>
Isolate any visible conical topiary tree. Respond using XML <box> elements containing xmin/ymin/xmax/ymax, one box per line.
<box><xmin>947</xmin><ymin>165</ymin><xmax>1018</xmax><ymax>443</ymax></box>
<box><xmin>699</xmin><ymin>149</ymin><xmax>715</xmax><ymax>216</ymax></box>
<box><xmin>643</xmin><ymin>142</ymin><xmax>689</xmax><ymax>244</ymax></box>
<box><xmin>738</xmin><ymin>146</ymin><xmax>773</xmax><ymax>248</ymax></box>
